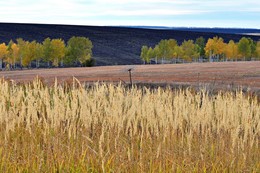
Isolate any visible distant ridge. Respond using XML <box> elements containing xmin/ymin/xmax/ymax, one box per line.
<box><xmin>121</xmin><ymin>26</ymin><xmax>260</xmax><ymax>34</ymax></box>
<box><xmin>0</xmin><ymin>23</ymin><xmax>259</xmax><ymax>66</ymax></box>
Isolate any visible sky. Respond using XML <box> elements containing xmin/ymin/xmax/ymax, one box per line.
<box><xmin>0</xmin><ymin>0</ymin><xmax>259</xmax><ymax>28</ymax></box>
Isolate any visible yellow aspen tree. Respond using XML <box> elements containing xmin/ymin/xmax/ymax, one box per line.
<box><xmin>158</xmin><ymin>39</ymin><xmax>171</xmax><ymax>64</ymax></box>
<box><xmin>205</xmin><ymin>38</ymin><xmax>214</xmax><ymax>62</ymax></box>
<box><xmin>205</xmin><ymin>36</ymin><xmax>225</xmax><ymax>62</ymax></box>
<box><xmin>172</xmin><ymin>45</ymin><xmax>183</xmax><ymax>63</ymax></box>
<box><xmin>0</xmin><ymin>43</ymin><xmax>8</xmax><ymax>70</ymax></box>
<box><xmin>22</xmin><ymin>41</ymin><xmax>37</xmax><ymax>68</ymax></box>
<box><xmin>35</xmin><ymin>43</ymin><xmax>43</xmax><ymax>68</ymax></box>
<box><xmin>140</xmin><ymin>45</ymin><xmax>149</xmax><ymax>64</ymax></box>
<box><xmin>11</xmin><ymin>43</ymin><xmax>20</xmax><ymax>68</ymax></box>
<box><xmin>51</xmin><ymin>39</ymin><xmax>66</xmax><ymax>67</ymax></box>
<box><xmin>225</xmin><ymin>40</ymin><xmax>238</xmax><ymax>61</ymax></box>
<box><xmin>168</xmin><ymin>39</ymin><xmax>178</xmax><ymax>59</ymax></box>
<box><xmin>5</xmin><ymin>40</ymin><xmax>14</xmax><ymax>69</ymax></box>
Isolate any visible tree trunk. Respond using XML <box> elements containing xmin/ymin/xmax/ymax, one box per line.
<box><xmin>210</xmin><ymin>50</ymin><xmax>212</xmax><ymax>62</ymax></box>
<box><xmin>0</xmin><ymin>59</ymin><xmax>2</xmax><ymax>71</ymax></box>
<box><xmin>20</xmin><ymin>56</ymin><xmax>23</xmax><ymax>70</ymax></box>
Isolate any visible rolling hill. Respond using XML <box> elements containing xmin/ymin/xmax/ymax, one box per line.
<box><xmin>126</xmin><ymin>26</ymin><xmax>260</xmax><ymax>35</ymax></box>
<box><xmin>0</xmin><ymin>23</ymin><xmax>259</xmax><ymax>66</ymax></box>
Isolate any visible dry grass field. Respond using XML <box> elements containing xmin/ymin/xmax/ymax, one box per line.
<box><xmin>0</xmin><ymin>62</ymin><xmax>259</xmax><ymax>172</ymax></box>
<box><xmin>0</xmin><ymin>78</ymin><xmax>259</xmax><ymax>172</ymax></box>
<box><xmin>0</xmin><ymin>62</ymin><xmax>259</xmax><ymax>90</ymax></box>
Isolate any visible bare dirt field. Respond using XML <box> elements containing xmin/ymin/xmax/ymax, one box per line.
<box><xmin>0</xmin><ymin>61</ymin><xmax>260</xmax><ymax>90</ymax></box>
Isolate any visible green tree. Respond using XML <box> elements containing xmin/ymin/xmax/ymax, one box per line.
<box><xmin>147</xmin><ymin>47</ymin><xmax>154</xmax><ymax>64</ymax></box>
<box><xmin>180</xmin><ymin>40</ymin><xmax>199</xmax><ymax>62</ymax></box>
<box><xmin>35</xmin><ymin>43</ymin><xmax>43</xmax><ymax>68</ymax></box>
<box><xmin>16</xmin><ymin>38</ymin><xmax>27</xmax><ymax>69</ymax></box>
<box><xmin>248</xmin><ymin>38</ymin><xmax>256</xmax><ymax>59</ymax></box>
<box><xmin>158</xmin><ymin>39</ymin><xmax>171</xmax><ymax>63</ymax></box>
<box><xmin>140</xmin><ymin>45</ymin><xmax>149</xmax><ymax>64</ymax></box>
<box><xmin>195</xmin><ymin>37</ymin><xmax>206</xmax><ymax>59</ymax></box>
<box><xmin>65</xmin><ymin>36</ymin><xmax>93</xmax><ymax>66</ymax></box>
<box><xmin>256</xmin><ymin>41</ymin><xmax>260</xmax><ymax>60</ymax></box>
<box><xmin>42</xmin><ymin>38</ymin><xmax>52</xmax><ymax>67</ymax></box>
<box><xmin>237</xmin><ymin>37</ymin><xmax>251</xmax><ymax>60</ymax></box>
<box><xmin>153</xmin><ymin>45</ymin><xmax>160</xmax><ymax>64</ymax></box>
<box><xmin>81</xmin><ymin>58</ymin><xmax>95</xmax><ymax>67</ymax></box>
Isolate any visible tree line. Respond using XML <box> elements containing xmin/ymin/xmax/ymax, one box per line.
<box><xmin>0</xmin><ymin>36</ymin><xmax>93</xmax><ymax>70</ymax></box>
<box><xmin>140</xmin><ymin>36</ymin><xmax>260</xmax><ymax>64</ymax></box>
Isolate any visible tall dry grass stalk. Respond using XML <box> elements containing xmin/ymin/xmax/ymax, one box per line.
<box><xmin>0</xmin><ymin>77</ymin><xmax>259</xmax><ymax>172</ymax></box>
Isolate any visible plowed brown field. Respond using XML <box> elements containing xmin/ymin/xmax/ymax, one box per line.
<box><xmin>1</xmin><ymin>61</ymin><xmax>260</xmax><ymax>90</ymax></box>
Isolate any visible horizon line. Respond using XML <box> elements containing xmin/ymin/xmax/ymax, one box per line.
<box><xmin>0</xmin><ymin>22</ymin><xmax>260</xmax><ymax>30</ymax></box>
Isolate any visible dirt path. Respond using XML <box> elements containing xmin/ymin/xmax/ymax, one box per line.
<box><xmin>0</xmin><ymin>61</ymin><xmax>260</xmax><ymax>90</ymax></box>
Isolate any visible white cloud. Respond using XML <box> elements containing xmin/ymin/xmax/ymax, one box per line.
<box><xmin>0</xmin><ymin>0</ymin><xmax>259</xmax><ymax>28</ymax></box>
<box><xmin>98</xmin><ymin>9</ymin><xmax>206</xmax><ymax>16</ymax></box>
<box><xmin>95</xmin><ymin>0</ymin><xmax>197</xmax><ymax>4</ymax></box>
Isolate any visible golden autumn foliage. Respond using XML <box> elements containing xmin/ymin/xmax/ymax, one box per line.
<box><xmin>0</xmin><ymin>43</ymin><xmax>8</xmax><ymax>70</ymax></box>
<box><xmin>11</xmin><ymin>43</ymin><xmax>20</xmax><ymax>64</ymax></box>
<box><xmin>0</xmin><ymin>43</ymin><xmax>8</xmax><ymax>60</ymax></box>
<box><xmin>0</xmin><ymin>37</ymin><xmax>92</xmax><ymax>69</ymax></box>
<box><xmin>205</xmin><ymin>36</ymin><xmax>225</xmax><ymax>57</ymax></box>
<box><xmin>22</xmin><ymin>41</ymin><xmax>37</xmax><ymax>67</ymax></box>
<box><xmin>4</xmin><ymin>43</ymin><xmax>20</xmax><ymax>68</ymax></box>
<box><xmin>225</xmin><ymin>40</ymin><xmax>239</xmax><ymax>60</ymax></box>
<box><xmin>50</xmin><ymin>39</ymin><xmax>66</xmax><ymax>67</ymax></box>
<box><xmin>142</xmin><ymin>36</ymin><xmax>259</xmax><ymax>63</ymax></box>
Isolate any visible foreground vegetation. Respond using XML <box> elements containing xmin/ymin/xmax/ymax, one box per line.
<box><xmin>0</xmin><ymin>78</ymin><xmax>259</xmax><ymax>172</ymax></box>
